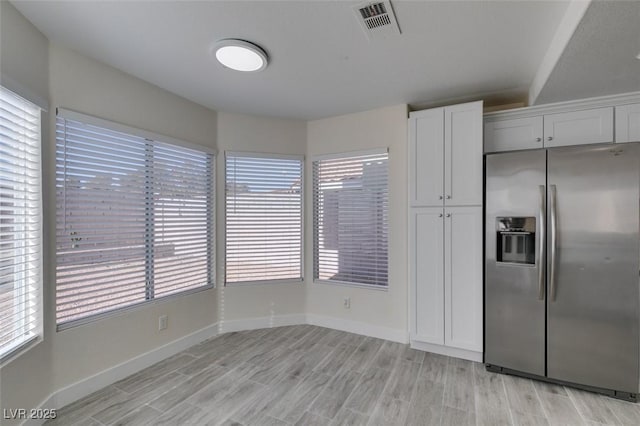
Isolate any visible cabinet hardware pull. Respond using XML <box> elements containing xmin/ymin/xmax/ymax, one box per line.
<box><xmin>446</xmin><ymin>195</ymin><xmax>451</xmax><ymax>199</ymax></box>
<box><xmin>439</xmin><ymin>195</ymin><xmax>443</xmax><ymax>200</ymax></box>
<box><xmin>439</xmin><ymin>213</ymin><xmax>443</xmax><ymax>217</ymax></box>
<box><xmin>446</xmin><ymin>213</ymin><xmax>451</xmax><ymax>217</ymax></box>
<box><xmin>536</xmin><ymin>137</ymin><xmax>542</xmax><ymax>142</ymax></box>
<box><xmin>547</xmin><ymin>136</ymin><xmax>553</xmax><ymax>141</ymax></box>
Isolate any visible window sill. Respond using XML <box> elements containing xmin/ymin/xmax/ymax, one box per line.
<box><xmin>224</xmin><ymin>278</ymin><xmax>304</xmax><ymax>287</ymax></box>
<box><xmin>0</xmin><ymin>335</ymin><xmax>42</xmax><ymax>368</ymax></box>
<box><xmin>313</xmin><ymin>279</ymin><xmax>389</xmax><ymax>292</ymax></box>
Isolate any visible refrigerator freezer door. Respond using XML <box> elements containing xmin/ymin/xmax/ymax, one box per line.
<box><xmin>485</xmin><ymin>150</ymin><xmax>547</xmax><ymax>376</ymax></box>
<box><xmin>547</xmin><ymin>144</ymin><xmax>640</xmax><ymax>393</ymax></box>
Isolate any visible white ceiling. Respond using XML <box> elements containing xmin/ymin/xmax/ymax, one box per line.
<box><xmin>535</xmin><ymin>0</ymin><xmax>640</xmax><ymax>105</ymax></box>
<box><xmin>12</xmin><ymin>0</ymin><xmax>572</xmax><ymax>120</ymax></box>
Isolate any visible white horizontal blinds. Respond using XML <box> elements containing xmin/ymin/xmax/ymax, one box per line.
<box><xmin>225</xmin><ymin>153</ymin><xmax>303</xmax><ymax>283</ymax></box>
<box><xmin>56</xmin><ymin>117</ymin><xmax>148</xmax><ymax>324</ymax></box>
<box><xmin>152</xmin><ymin>141</ymin><xmax>213</xmax><ymax>297</ymax></box>
<box><xmin>313</xmin><ymin>151</ymin><xmax>389</xmax><ymax>287</ymax></box>
<box><xmin>56</xmin><ymin>112</ymin><xmax>215</xmax><ymax>326</ymax></box>
<box><xmin>0</xmin><ymin>87</ymin><xmax>42</xmax><ymax>359</ymax></box>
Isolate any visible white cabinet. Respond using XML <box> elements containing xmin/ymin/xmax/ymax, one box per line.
<box><xmin>484</xmin><ymin>116</ymin><xmax>543</xmax><ymax>153</ymax></box>
<box><xmin>616</xmin><ymin>103</ymin><xmax>640</xmax><ymax>143</ymax></box>
<box><xmin>409</xmin><ymin>101</ymin><xmax>482</xmax><ymax>207</ymax></box>
<box><xmin>410</xmin><ymin>208</ymin><xmax>444</xmax><ymax>345</ymax></box>
<box><xmin>544</xmin><ymin>107</ymin><xmax>613</xmax><ymax>148</ymax></box>
<box><xmin>484</xmin><ymin>107</ymin><xmax>615</xmax><ymax>153</ymax></box>
<box><xmin>409</xmin><ymin>206</ymin><xmax>483</xmax><ymax>357</ymax></box>
<box><xmin>409</xmin><ymin>101</ymin><xmax>483</xmax><ymax>362</ymax></box>
<box><xmin>445</xmin><ymin>206</ymin><xmax>483</xmax><ymax>352</ymax></box>
<box><xmin>409</xmin><ymin>108</ymin><xmax>444</xmax><ymax>206</ymax></box>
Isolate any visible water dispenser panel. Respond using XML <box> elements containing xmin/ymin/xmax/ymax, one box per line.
<box><xmin>496</xmin><ymin>217</ymin><xmax>536</xmax><ymax>265</ymax></box>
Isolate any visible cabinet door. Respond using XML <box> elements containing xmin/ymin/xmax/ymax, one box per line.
<box><xmin>544</xmin><ymin>107</ymin><xmax>613</xmax><ymax>147</ymax></box>
<box><xmin>408</xmin><ymin>108</ymin><xmax>445</xmax><ymax>207</ymax></box>
<box><xmin>410</xmin><ymin>208</ymin><xmax>444</xmax><ymax>344</ymax></box>
<box><xmin>616</xmin><ymin>103</ymin><xmax>640</xmax><ymax>143</ymax></box>
<box><xmin>444</xmin><ymin>206</ymin><xmax>483</xmax><ymax>352</ymax></box>
<box><xmin>445</xmin><ymin>101</ymin><xmax>483</xmax><ymax>206</ymax></box>
<box><xmin>484</xmin><ymin>116</ymin><xmax>543</xmax><ymax>153</ymax></box>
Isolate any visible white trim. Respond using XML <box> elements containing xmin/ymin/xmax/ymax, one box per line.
<box><xmin>56</xmin><ymin>107</ymin><xmax>217</xmax><ymax>154</ymax></box>
<box><xmin>225</xmin><ymin>278</ymin><xmax>304</xmax><ymax>287</ymax></box>
<box><xmin>21</xmin><ymin>322</ymin><xmax>219</xmax><ymax>426</ymax></box>
<box><xmin>306</xmin><ymin>313</ymin><xmax>409</xmax><ymax>344</ymax></box>
<box><xmin>224</xmin><ymin>150</ymin><xmax>304</xmax><ymax>161</ymax></box>
<box><xmin>217</xmin><ymin>314</ymin><xmax>306</xmax><ymax>333</ymax></box>
<box><xmin>410</xmin><ymin>339</ymin><xmax>483</xmax><ymax>363</ymax></box>
<box><xmin>486</xmin><ymin>91</ymin><xmax>640</xmax><ymax>122</ymax></box>
<box><xmin>0</xmin><ymin>74</ymin><xmax>48</xmax><ymax>111</ymax></box>
<box><xmin>528</xmin><ymin>0</ymin><xmax>592</xmax><ymax>105</ymax></box>
<box><xmin>313</xmin><ymin>279</ymin><xmax>388</xmax><ymax>292</ymax></box>
<box><xmin>311</xmin><ymin>147</ymin><xmax>389</xmax><ymax>161</ymax></box>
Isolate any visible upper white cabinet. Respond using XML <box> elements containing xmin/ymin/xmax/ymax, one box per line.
<box><xmin>409</xmin><ymin>108</ymin><xmax>444</xmax><ymax>206</ymax></box>
<box><xmin>484</xmin><ymin>92</ymin><xmax>640</xmax><ymax>153</ymax></box>
<box><xmin>484</xmin><ymin>116</ymin><xmax>543</xmax><ymax>153</ymax></box>
<box><xmin>409</xmin><ymin>101</ymin><xmax>482</xmax><ymax>207</ymax></box>
<box><xmin>543</xmin><ymin>107</ymin><xmax>613</xmax><ymax>148</ymax></box>
<box><xmin>616</xmin><ymin>103</ymin><xmax>640</xmax><ymax>144</ymax></box>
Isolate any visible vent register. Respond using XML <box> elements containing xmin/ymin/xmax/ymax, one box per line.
<box><xmin>354</xmin><ymin>1</ymin><xmax>401</xmax><ymax>40</ymax></box>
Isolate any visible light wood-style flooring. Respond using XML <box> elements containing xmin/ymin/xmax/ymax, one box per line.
<box><xmin>45</xmin><ymin>325</ymin><xmax>640</xmax><ymax>425</ymax></box>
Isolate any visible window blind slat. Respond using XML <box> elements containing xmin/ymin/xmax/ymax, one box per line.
<box><xmin>56</xmin><ymin>115</ymin><xmax>215</xmax><ymax>327</ymax></box>
<box><xmin>313</xmin><ymin>152</ymin><xmax>388</xmax><ymax>288</ymax></box>
<box><xmin>225</xmin><ymin>153</ymin><xmax>303</xmax><ymax>284</ymax></box>
<box><xmin>0</xmin><ymin>86</ymin><xmax>42</xmax><ymax>361</ymax></box>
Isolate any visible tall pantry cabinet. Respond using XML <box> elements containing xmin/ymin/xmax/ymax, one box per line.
<box><xmin>408</xmin><ymin>101</ymin><xmax>483</xmax><ymax>362</ymax></box>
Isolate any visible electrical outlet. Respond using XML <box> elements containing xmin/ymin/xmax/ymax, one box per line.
<box><xmin>158</xmin><ymin>315</ymin><xmax>168</xmax><ymax>331</ymax></box>
<box><xmin>343</xmin><ymin>297</ymin><xmax>351</xmax><ymax>309</ymax></box>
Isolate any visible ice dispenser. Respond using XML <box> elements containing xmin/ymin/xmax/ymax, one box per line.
<box><xmin>496</xmin><ymin>217</ymin><xmax>536</xmax><ymax>265</ymax></box>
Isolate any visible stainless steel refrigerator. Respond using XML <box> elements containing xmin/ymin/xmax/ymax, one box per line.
<box><xmin>485</xmin><ymin>143</ymin><xmax>640</xmax><ymax>401</ymax></box>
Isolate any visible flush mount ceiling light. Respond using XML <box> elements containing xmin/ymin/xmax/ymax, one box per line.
<box><xmin>214</xmin><ymin>39</ymin><xmax>268</xmax><ymax>72</ymax></box>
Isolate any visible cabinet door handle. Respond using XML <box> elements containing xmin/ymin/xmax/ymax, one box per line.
<box><xmin>547</xmin><ymin>136</ymin><xmax>553</xmax><ymax>141</ymax></box>
<box><xmin>446</xmin><ymin>213</ymin><xmax>451</xmax><ymax>217</ymax></box>
<box><xmin>536</xmin><ymin>137</ymin><xmax>542</xmax><ymax>142</ymax></box>
<box><xmin>439</xmin><ymin>213</ymin><xmax>443</xmax><ymax>218</ymax></box>
<box><xmin>439</xmin><ymin>195</ymin><xmax>443</xmax><ymax>200</ymax></box>
<box><xmin>446</xmin><ymin>195</ymin><xmax>451</xmax><ymax>199</ymax></box>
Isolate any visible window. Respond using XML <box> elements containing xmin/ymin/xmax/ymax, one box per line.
<box><xmin>313</xmin><ymin>149</ymin><xmax>388</xmax><ymax>288</ymax></box>
<box><xmin>225</xmin><ymin>152</ymin><xmax>303</xmax><ymax>284</ymax></box>
<box><xmin>55</xmin><ymin>110</ymin><xmax>215</xmax><ymax>328</ymax></box>
<box><xmin>0</xmin><ymin>86</ymin><xmax>42</xmax><ymax>361</ymax></box>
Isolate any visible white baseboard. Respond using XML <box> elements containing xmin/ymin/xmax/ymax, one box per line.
<box><xmin>218</xmin><ymin>313</ymin><xmax>306</xmax><ymax>333</ymax></box>
<box><xmin>21</xmin><ymin>322</ymin><xmax>219</xmax><ymax>426</ymax></box>
<box><xmin>20</xmin><ymin>313</ymin><xmax>408</xmax><ymax>426</ymax></box>
<box><xmin>306</xmin><ymin>314</ymin><xmax>409</xmax><ymax>344</ymax></box>
<box><xmin>410</xmin><ymin>339</ymin><xmax>483</xmax><ymax>362</ymax></box>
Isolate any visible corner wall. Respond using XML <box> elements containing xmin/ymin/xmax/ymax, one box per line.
<box><xmin>305</xmin><ymin>104</ymin><xmax>409</xmax><ymax>342</ymax></box>
<box><xmin>216</xmin><ymin>112</ymin><xmax>307</xmax><ymax>330</ymax></box>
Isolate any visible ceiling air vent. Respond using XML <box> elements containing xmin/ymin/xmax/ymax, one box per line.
<box><xmin>354</xmin><ymin>1</ymin><xmax>401</xmax><ymax>40</ymax></box>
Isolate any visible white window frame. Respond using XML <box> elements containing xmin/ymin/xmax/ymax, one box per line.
<box><xmin>55</xmin><ymin>108</ymin><xmax>216</xmax><ymax>330</ymax></box>
<box><xmin>312</xmin><ymin>148</ymin><xmax>389</xmax><ymax>290</ymax></box>
<box><xmin>224</xmin><ymin>151</ymin><xmax>304</xmax><ymax>286</ymax></box>
<box><xmin>0</xmin><ymin>86</ymin><xmax>44</xmax><ymax>364</ymax></box>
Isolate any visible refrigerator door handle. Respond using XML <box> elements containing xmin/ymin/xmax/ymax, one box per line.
<box><xmin>538</xmin><ymin>185</ymin><xmax>545</xmax><ymax>300</ymax></box>
<box><xmin>550</xmin><ymin>184</ymin><xmax>558</xmax><ymax>302</ymax></box>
